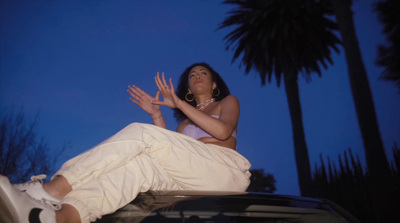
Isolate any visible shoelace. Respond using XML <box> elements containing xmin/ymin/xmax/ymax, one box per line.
<box><xmin>40</xmin><ymin>198</ymin><xmax>62</xmax><ymax>211</ymax></box>
<box><xmin>16</xmin><ymin>174</ymin><xmax>47</xmax><ymax>189</ymax></box>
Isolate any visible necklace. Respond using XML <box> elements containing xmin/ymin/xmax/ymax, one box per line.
<box><xmin>196</xmin><ymin>98</ymin><xmax>215</xmax><ymax>111</ymax></box>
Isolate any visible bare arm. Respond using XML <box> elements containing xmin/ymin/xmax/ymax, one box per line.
<box><xmin>177</xmin><ymin>95</ymin><xmax>239</xmax><ymax>140</ymax></box>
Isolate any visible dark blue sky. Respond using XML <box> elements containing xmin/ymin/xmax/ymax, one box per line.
<box><xmin>1</xmin><ymin>0</ymin><xmax>399</xmax><ymax>195</ymax></box>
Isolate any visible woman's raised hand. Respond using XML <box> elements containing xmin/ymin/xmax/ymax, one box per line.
<box><xmin>153</xmin><ymin>72</ymin><xmax>182</xmax><ymax>108</ymax></box>
<box><xmin>127</xmin><ymin>85</ymin><xmax>161</xmax><ymax>116</ymax></box>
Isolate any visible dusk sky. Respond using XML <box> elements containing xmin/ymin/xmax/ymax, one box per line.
<box><xmin>1</xmin><ymin>0</ymin><xmax>399</xmax><ymax>196</ymax></box>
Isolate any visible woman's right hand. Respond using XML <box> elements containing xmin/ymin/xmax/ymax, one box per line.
<box><xmin>127</xmin><ymin>85</ymin><xmax>161</xmax><ymax>117</ymax></box>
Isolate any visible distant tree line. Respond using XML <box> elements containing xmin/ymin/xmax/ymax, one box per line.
<box><xmin>312</xmin><ymin>145</ymin><xmax>400</xmax><ymax>223</ymax></box>
<box><xmin>247</xmin><ymin>169</ymin><xmax>276</xmax><ymax>193</ymax></box>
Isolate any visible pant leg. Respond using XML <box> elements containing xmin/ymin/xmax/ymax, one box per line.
<box><xmin>61</xmin><ymin>154</ymin><xmax>179</xmax><ymax>223</ymax></box>
<box><xmin>53</xmin><ymin>123</ymin><xmax>150</xmax><ymax>189</ymax></box>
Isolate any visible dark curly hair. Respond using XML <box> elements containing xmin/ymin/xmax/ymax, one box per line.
<box><xmin>173</xmin><ymin>62</ymin><xmax>231</xmax><ymax>122</ymax></box>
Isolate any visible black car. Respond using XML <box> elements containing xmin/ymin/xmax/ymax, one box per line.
<box><xmin>95</xmin><ymin>191</ymin><xmax>361</xmax><ymax>223</ymax></box>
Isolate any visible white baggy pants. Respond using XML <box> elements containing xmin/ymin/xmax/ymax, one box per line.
<box><xmin>53</xmin><ymin>123</ymin><xmax>251</xmax><ymax>223</ymax></box>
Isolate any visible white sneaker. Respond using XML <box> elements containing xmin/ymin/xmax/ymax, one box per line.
<box><xmin>14</xmin><ymin>174</ymin><xmax>61</xmax><ymax>206</ymax></box>
<box><xmin>0</xmin><ymin>175</ymin><xmax>59</xmax><ymax>223</ymax></box>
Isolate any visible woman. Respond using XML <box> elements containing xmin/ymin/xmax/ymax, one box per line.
<box><xmin>0</xmin><ymin>62</ymin><xmax>251</xmax><ymax>223</ymax></box>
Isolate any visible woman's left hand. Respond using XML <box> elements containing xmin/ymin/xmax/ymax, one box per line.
<box><xmin>153</xmin><ymin>72</ymin><xmax>182</xmax><ymax>109</ymax></box>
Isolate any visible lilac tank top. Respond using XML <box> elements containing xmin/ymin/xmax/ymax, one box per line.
<box><xmin>181</xmin><ymin>115</ymin><xmax>237</xmax><ymax>140</ymax></box>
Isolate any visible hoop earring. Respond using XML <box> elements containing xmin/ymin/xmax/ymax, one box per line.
<box><xmin>212</xmin><ymin>88</ymin><xmax>220</xmax><ymax>97</ymax></box>
<box><xmin>185</xmin><ymin>92</ymin><xmax>194</xmax><ymax>102</ymax></box>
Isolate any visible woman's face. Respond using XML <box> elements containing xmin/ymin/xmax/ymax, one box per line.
<box><xmin>187</xmin><ymin>66</ymin><xmax>216</xmax><ymax>95</ymax></box>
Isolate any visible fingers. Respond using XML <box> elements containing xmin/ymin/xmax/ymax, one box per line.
<box><xmin>128</xmin><ymin>86</ymin><xmax>142</xmax><ymax>99</ymax></box>
<box><xmin>128</xmin><ymin>85</ymin><xmax>151</xmax><ymax>104</ymax></box>
<box><xmin>155</xmin><ymin>72</ymin><xmax>168</xmax><ymax>91</ymax></box>
<box><xmin>155</xmin><ymin>90</ymin><xmax>160</xmax><ymax>100</ymax></box>
<box><xmin>161</xmin><ymin>72</ymin><xmax>169</xmax><ymax>88</ymax></box>
<box><xmin>154</xmin><ymin>72</ymin><xmax>163</xmax><ymax>91</ymax></box>
<box><xmin>128</xmin><ymin>85</ymin><xmax>142</xmax><ymax>95</ymax></box>
<box><xmin>169</xmin><ymin>78</ymin><xmax>175</xmax><ymax>90</ymax></box>
<box><xmin>127</xmin><ymin>86</ymin><xmax>139</xmax><ymax>103</ymax></box>
<box><xmin>155</xmin><ymin>72</ymin><xmax>172</xmax><ymax>92</ymax></box>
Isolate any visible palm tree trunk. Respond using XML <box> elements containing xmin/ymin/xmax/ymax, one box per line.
<box><xmin>330</xmin><ymin>0</ymin><xmax>395</xmax><ymax>222</ymax></box>
<box><xmin>283</xmin><ymin>73</ymin><xmax>312</xmax><ymax>197</ymax></box>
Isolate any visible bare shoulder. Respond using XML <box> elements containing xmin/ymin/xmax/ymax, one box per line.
<box><xmin>219</xmin><ymin>95</ymin><xmax>240</xmax><ymax>115</ymax></box>
<box><xmin>220</xmin><ymin>95</ymin><xmax>240</xmax><ymax>106</ymax></box>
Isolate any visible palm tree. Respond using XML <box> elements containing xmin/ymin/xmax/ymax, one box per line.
<box><xmin>329</xmin><ymin>0</ymin><xmax>395</xmax><ymax>221</ymax></box>
<box><xmin>374</xmin><ymin>0</ymin><xmax>400</xmax><ymax>89</ymax></box>
<box><xmin>218</xmin><ymin>0</ymin><xmax>340</xmax><ymax>196</ymax></box>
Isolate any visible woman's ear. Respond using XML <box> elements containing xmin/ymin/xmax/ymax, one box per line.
<box><xmin>187</xmin><ymin>88</ymin><xmax>192</xmax><ymax>94</ymax></box>
<box><xmin>212</xmin><ymin>82</ymin><xmax>217</xmax><ymax>90</ymax></box>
